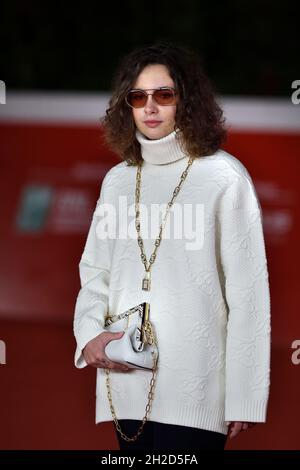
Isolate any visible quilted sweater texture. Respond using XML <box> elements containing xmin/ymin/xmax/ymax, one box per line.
<box><xmin>73</xmin><ymin>129</ymin><xmax>271</xmax><ymax>435</ymax></box>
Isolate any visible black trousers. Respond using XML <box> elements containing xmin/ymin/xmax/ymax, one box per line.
<box><xmin>114</xmin><ymin>419</ymin><xmax>227</xmax><ymax>451</ymax></box>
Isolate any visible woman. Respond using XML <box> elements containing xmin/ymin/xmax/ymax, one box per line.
<box><xmin>73</xmin><ymin>42</ymin><xmax>271</xmax><ymax>451</ymax></box>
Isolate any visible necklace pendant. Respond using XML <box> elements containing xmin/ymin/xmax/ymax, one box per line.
<box><xmin>142</xmin><ymin>271</ymin><xmax>151</xmax><ymax>291</ymax></box>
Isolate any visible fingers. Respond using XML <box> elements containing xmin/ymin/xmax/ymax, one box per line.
<box><xmin>83</xmin><ymin>331</ymin><xmax>128</xmax><ymax>370</ymax></box>
<box><xmin>97</xmin><ymin>359</ymin><xmax>129</xmax><ymax>371</ymax></box>
<box><xmin>98</xmin><ymin>358</ymin><xmax>112</xmax><ymax>368</ymax></box>
<box><xmin>228</xmin><ymin>422</ymin><xmax>257</xmax><ymax>438</ymax></box>
<box><xmin>101</xmin><ymin>332</ymin><xmax>129</xmax><ymax>370</ymax></box>
<box><xmin>103</xmin><ymin>331</ymin><xmax>125</xmax><ymax>346</ymax></box>
<box><xmin>85</xmin><ymin>353</ymin><xmax>129</xmax><ymax>371</ymax></box>
<box><xmin>229</xmin><ymin>421</ymin><xmax>243</xmax><ymax>439</ymax></box>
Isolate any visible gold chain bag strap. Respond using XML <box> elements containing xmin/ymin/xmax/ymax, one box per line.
<box><xmin>105</xmin><ymin>155</ymin><xmax>195</xmax><ymax>442</ymax></box>
<box><xmin>104</xmin><ymin>302</ymin><xmax>158</xmax><ymax>442</ymax></box>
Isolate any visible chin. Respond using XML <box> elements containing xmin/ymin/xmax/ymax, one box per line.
<box><xmin>140</xmin><ymin>126</ymin><xmax>172</xmax><ymax>140</ymax></box>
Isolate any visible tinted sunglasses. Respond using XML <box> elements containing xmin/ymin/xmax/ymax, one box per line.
<box><xmin>125</xmin><ymin>87</ymin><xmax>177</xmax><ymax>108</ymax></box>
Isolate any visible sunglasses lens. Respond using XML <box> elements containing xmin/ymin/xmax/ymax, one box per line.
<box><xmin>126</xmin><ymin>91</ymin><xmax>146</xmax><ymax>108</ymax></box>
<box><xmin>126</xmin><ymin>88</ymin><xmax>176</xmax><ymax>108</ymax></box>
<box><xmin>153</xmin><ymin>89</ymin><xmax>176</xmax><ymax>105</ymax></box>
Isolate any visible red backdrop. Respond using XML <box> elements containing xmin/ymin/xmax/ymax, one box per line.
<box><xmin>0</xmin><ymin>119</ymin><xmax>299</xmax><ymax>450</ymax></box>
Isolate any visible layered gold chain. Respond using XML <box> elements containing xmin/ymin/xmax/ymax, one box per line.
<box><xmin>105</xmin><ymin>154</ymin><xmax>195</xmax><ymax>442</ymax></box>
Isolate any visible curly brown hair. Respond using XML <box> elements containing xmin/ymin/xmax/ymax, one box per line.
<box><xmin>100</xmin><ymin>41</ymin><xmax>227</xmax><ymax>166</ymax></box>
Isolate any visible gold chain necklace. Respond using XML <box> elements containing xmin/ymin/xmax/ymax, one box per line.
<box><xmin>136</xmin><ymin>156</ymin><xmax>195</xmax><ymax>291</ymax></box>
<box><xmin>105</xmin><ymin>154</ymin><xmax>195</xmax><ymax>443</ymax></box>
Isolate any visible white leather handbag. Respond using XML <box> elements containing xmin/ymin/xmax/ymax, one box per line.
<box><xmin>104</xmin><ymin>302</ymin><xmax>158</xmax><ymax>370</ymax></box>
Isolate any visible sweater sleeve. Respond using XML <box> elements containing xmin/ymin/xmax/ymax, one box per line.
<box><xmin>217</xmin><ymin>172</ymin><xmax>271</xmax><ymax>423</ymax></box>
<box><xmin>73</xmin><ymin>181</ymin><xmax>111</xmax><ymax>369</ymax></box>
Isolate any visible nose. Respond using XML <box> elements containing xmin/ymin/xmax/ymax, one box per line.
<box><xmin>144</xmin><ymin>94</ymin><xmax>158</xmax><ymax>114</ymax></box>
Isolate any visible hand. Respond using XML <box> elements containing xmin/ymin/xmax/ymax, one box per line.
<box><xmin>226</xmin><ymin>421</ymin><xmax>257</xmax><ymax>439</ymax></box>
<box><xmin>83</xmin><ymin>331</ymin><xmax>130</xmax><ymax>372</ymax></box>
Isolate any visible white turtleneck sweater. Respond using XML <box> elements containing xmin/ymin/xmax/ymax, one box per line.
<box><xmin>73</xmin><ymin>129</ymin><xmax>271</xmax><ymax>435</ymax></box>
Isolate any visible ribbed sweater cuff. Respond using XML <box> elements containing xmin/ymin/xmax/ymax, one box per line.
<box><xmin>225</xmin><ymin>399</ymin><xmax>269</xmax><ymax>422</ymax></box>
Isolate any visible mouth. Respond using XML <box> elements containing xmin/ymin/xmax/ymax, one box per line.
<box><xmin>144</xmin><ymin>120</ymin><xmax>162</xmax><ymax>128</ymax></box>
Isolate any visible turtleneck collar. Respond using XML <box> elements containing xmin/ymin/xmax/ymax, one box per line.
<box><xmin>135</xmin><ymin>129</ymin><xmax>189</xmax><ymax>165</ymax></box>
